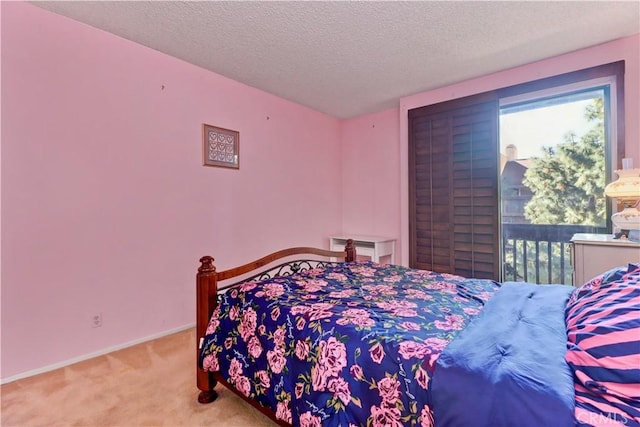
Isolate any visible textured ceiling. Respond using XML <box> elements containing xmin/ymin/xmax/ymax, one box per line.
<box><xmin>31</xmin><ymin>1</ymin><xmax>640</xmax><ymax>119</ymax></box>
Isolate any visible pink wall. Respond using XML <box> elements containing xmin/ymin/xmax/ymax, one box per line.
<box><xmin>1</xmin><ymin>2</ymin><xmax>342</xmax><ymax>380</ymax></box>
<box><xmin>340</xmin><ymin>109</ymin><xmax>400</xmax><ymax>240</ymax></box>
<box><xmin>343</xmin><ymin>34</ymin><xmax>640</xmax><ymax>266</ymax></box>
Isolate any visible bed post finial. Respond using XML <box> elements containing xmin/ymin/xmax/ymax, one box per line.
<box><xmin>345</xmin><ymin>239</ymin><xmax>356</xmax><ymax>262</ymax></box>
<box><xmin>198</xmin><ymin>256</ymin><xmax>216</xmax><ymax>273</ymax></box>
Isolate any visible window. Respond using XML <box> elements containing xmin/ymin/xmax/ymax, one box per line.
<box><xmin>499</xmin><ymin>67</ymin><xmax>622</xmax><ymax>284</ymax></box>
<box><xmin>408</xmin><ymin>61</ymin><xmax>625</xmax><ymax>282</ymax></box>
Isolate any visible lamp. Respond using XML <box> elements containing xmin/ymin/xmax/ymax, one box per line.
<box><xmin>604</xmin><ymin>164</ymin><xmax>640</xmax><ymax>240</ymax></box>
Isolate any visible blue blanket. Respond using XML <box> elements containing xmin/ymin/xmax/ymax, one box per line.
<box><xmin>432</xmin><ymin>282</ymin><xmax>575</xmax><ymax>427</ymax></box>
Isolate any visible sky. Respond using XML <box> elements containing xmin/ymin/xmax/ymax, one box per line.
<box><xmin>499</xmin><ymin>99</ymin><xmax>595</xmax><ymax>159</ymax></box>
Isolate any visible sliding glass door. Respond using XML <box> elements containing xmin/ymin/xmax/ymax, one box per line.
<box><xmin>499</xmin><ymin>87</ymin><xmax>611</xmax><ymax>284</ymax></box>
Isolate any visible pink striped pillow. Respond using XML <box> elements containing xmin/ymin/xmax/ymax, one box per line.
<box><xmin>567</xmin><ymin>264</ymin><xmax>635</xmax><ymax>306</ymax></box>
<box><xmin>565</xmin><ymin>264</ymin><xmax>640</xmax><ymax>426</ymax></box>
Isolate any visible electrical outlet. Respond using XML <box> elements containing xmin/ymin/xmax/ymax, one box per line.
<box><xmin>92</xmin><ymin>313</ymin><xmax>103</xmax><ymax>328</ymax></box>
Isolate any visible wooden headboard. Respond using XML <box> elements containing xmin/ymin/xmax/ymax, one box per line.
<box><xmin>195</xmin><ymin>239</ymin><xmax>356</xmax><ymax>404</ymax></box>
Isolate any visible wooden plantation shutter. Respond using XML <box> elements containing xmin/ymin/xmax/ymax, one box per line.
<box><xmin>409</xmin><ymin>110</ymin><xmax>453</xmax><ymax>273</ymax></box>
<box><xmin>409</xmin><ymin>92</ymin><xmax>499</xmax><ymax>279</ymax></box>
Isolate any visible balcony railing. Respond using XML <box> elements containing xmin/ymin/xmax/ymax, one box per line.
<box><xmin>501</xmin><ymin>224</ymin><xmax>606</xmax><ymax>285</ymax></box>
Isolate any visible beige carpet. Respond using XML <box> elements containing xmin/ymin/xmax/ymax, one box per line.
<box><xmin>1</xmin><ymin>328</ymin><xmax>277</xmax><ymax>427</ymax></box>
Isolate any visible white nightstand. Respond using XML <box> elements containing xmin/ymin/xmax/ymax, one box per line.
<box><xmin>329</xmin><ymin>235</ymin><xmax>396</xmax><ymax>264</ymax></box>
<box><xmin>570</xmin><ymin>233</ymin><xmax>640</xmax><ymax>287</ymax></box>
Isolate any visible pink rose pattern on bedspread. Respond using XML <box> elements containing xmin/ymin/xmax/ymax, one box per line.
<box><xmin>199</xmin><ymin>261</ymin><xmax>500</xmax><ymax>426</ymax></box>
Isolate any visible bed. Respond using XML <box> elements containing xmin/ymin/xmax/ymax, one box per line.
<box><xmin>196</xmin><ymin>241</ymin><xmax>639</xmax><ymax>427</ymax></box>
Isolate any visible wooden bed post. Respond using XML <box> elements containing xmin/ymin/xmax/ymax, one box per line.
<box><xmin>345</xmin><ymin>239</ymin><xmax>356</xmax><ymax>262</ymax></box>
<box><xmin>196</xmin><ymin>256</ymin><xmax>219</xmax><ymax>403</ymax></box>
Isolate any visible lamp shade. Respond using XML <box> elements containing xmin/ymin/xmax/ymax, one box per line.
<box><xmin>604</xmin><ymin>168</ymin><xmax>640</xmax><ymax>233</ymax></box>
<box><xmin>604</xmin><ymin>168</ymin><xmax>640</xmax><ymax>199</ymax></box>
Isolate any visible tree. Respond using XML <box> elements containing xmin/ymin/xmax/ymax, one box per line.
<box><xmin>522</xmin><ymin>99</ymin><xmax>606</xmax><ymax>226</ymax></box>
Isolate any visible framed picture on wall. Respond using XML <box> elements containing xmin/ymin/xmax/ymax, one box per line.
<box><xmin>202</xmin><ymin>123</ymin><xmax>239</xmax><ymax>169</ymax></box>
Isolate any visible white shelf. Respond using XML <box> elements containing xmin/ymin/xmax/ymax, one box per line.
<box><xmin>329</xmin><ymin>235</ymin><xmax>396</xmax><ymax>264</ymax></box>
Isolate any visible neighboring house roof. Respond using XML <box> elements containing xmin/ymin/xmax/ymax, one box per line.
<box><xmin>500</xmin><ymin>157</ymin><xmax>532</xmax><ymax>175</ymax></box>
<box><xmin>514</xmin><ymin>159</ymin><xmax>532</xmax><ymax>169</ymax></box>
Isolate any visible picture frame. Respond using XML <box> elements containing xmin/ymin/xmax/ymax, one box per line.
<box><xmin>202</xmin><ymin>123</ymin><xmax>239</xmax><ymax>169</ymax></box>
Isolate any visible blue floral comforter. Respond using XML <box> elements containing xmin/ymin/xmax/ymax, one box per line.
<box><xmin>198</xmin><ymin>261</ymin><xmax>500</xmax><ymax>426</ymax></box>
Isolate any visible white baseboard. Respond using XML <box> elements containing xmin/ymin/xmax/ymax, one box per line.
<box><xmin>1</xmin><ymin>323</ymin><xmax>195</xmax><ymax>385</ymax></box>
